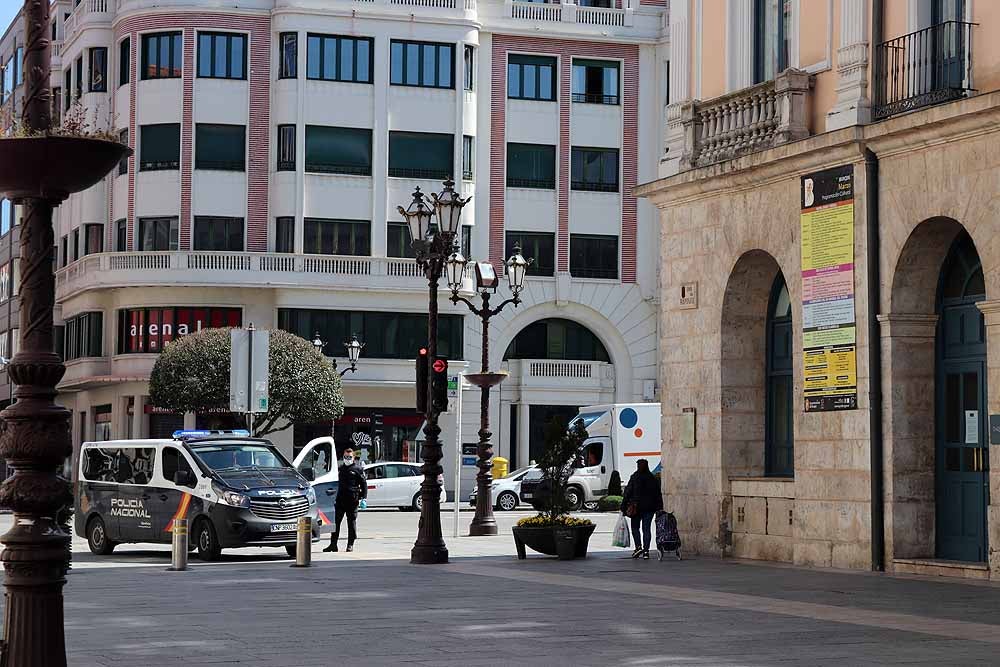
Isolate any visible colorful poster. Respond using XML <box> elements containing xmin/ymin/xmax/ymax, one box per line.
<box><xmin>801</xmin><ymin>165</ymin><xmax>857</xmax><ymax>411</ymax></box>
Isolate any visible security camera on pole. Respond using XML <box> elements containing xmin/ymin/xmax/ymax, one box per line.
<box><xmin>230</xmin><ymin>324</ymin><xmax>270</xmax><ymax>435</ymax></box>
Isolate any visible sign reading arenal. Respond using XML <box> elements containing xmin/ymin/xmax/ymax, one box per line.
<box><xmin>800</xmin><ymin>165</ymin><xmax>858</xmax><ymax>412</ymax></box>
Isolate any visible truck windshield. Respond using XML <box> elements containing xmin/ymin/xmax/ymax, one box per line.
<box><xmin>190</xmin><ymin>444</ymin><xmax>288</xmax><ymax>471</ymax></box>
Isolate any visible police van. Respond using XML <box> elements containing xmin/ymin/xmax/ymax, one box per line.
<box><xmin>75</xmin><ymin>431</ymin><xmax>319</xmax><ymax>560</ymax></box>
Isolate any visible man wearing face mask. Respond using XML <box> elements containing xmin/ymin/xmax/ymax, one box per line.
<box><xmin>323</xmin><ymin>447</ymin><xmax>368</xmax><ymax>553</ymax></box>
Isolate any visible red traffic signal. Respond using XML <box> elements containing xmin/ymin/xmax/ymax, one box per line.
<box><xmin>432</xmin><ymin>359</ymin><xmax>447</xmax><ymax>373</ymax></box>
<box><xmin>416</xmin><ymin>347</ymin><xmax>429</xmax><ymax>413</ymax></box>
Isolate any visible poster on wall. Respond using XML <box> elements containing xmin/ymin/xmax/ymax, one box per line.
<box><xmin>801</xmin><ymin>165</ymin><xmax>858</xmax><ymax>412</ymax></box>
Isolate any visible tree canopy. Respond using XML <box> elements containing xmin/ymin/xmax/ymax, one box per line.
<box><xmin>149</xmin><ymin>328</ymin><xmax>344</xmax><ymax>436</ymax></box>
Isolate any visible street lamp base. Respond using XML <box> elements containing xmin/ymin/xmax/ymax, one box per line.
<box><xmin>410</xmin><ymin>544</ymin><xmax>449</xmax><ymax>564</ymax></box>
<box><xmin>468</xmin><ymin>520</ymin><xmax>498</xmax><ymax>537</ymax></box>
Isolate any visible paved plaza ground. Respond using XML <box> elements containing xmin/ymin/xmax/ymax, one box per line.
<box><xmin>4</xmin><ymin>509</ymin><xmax>1000</xmax><ymax>666</ymax></box>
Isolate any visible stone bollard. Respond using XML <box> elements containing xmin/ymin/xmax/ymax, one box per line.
<box><xmin>292</xmin><ymin>516</ymin><xmax>312</xmax><ymax>568</ymax></box>
<box><xmin>168</xmin><ymin>518</ymin><xmax>188</xmax><ymax>571</ymax></box>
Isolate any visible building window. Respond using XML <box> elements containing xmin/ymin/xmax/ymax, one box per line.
<box><xmin>461</xmin><ymin>224</ymin><xmax>472</xmax><ymax>259</ymax></box>
<box><xmin>52</xmin><ymin>87</ymin><xmax>62</xmax><ymax>125</ymax></box>
<box><xmin>504</xmin><ymin>318</ymin><xmax>609</xmax><ymax>362</ymax></box>
<box><xmin>0</xmin><ymin>264</ymin><xmax>8</xmax><ymax>302</ymax></box>
<box><xmin>73</xmin><ymin>228</ymin><xmax>80</xmax><ymax>262</ymax></box>
<box><xmin>74</xmin><ymin>56</ymin><xmax>82</xmax><ymax>99</ymax></box>
<box><xmin>115</xmin><ymin>219</ymin><xmax>127</xmax><ymax>252</ymax></box>
<box><xmin>119</xmin><ymin>37</ymin><xmax>130</xmax><ymax>86</ymax></box>
<box><xmin>388</xmin><ymin>131</ymin><xmax>452</xmax><ymax>180</ymax></box>
<box><xmin>570</xmin><ymin>234</ymin><xmax>618</xmax><ymax>279</ymax></box>
<box><xmin>304</xmin><ymin>219</ymin><xmax>370</xmax><ymax>256</ymax></box>
<box><xmin>277</xmin><ymin>124</ymin><xmax>296</xmax><ymax>171</ymax></box>
<box><xmin>506</xmin><ymin>143</ymin><xmax>555</xmax><ymax>189</ymax></box>
<box><xmin>60</xmin><ymin>236</ymin><xmax>67</xmax><ymax>268</ymax></box>
<box><xmin>765</xmin><ymin>274</ymin><xmax>793</xmax><ymax>476</ymax></box>
<box><xmin>1</xmin><ymin>199</ymin><xmax>12</xmax><ymax>236</ymax></box>
<box><xmin>64</xmin><ymin>312</ymin><xmax>103</xmax><ymax>360</ymax></box>
<box><xmin>304</xmin><ymin>126</ymin><xmax>372</xmax><ymax>175</ymax></box>
<box><xmin>505</xmin><ymin>231</ymin><xmax>554</xmax><ymax>277</ymax></box>
<box><xmin>139</xmin><ymin>123</ymin><xmax>180</xmax><ymax>171</ymax></box>
<box><xmin>195</xmin><ymin>124</ymin><xmax>246</xmax><ymax>171</ymax></box>
<box><xmin>63</xmin><ymin>69</ymin><xmax>71</xmax><ymax>110</ymax></box>
<box><xmin>278</xmin><ymin>309</ymin><xmax>463</xmax><ymax>361</ymax></box>
<box><xmin>88</xmin><ymin>47</ymin><xmax>107</xmax><ymax>92</ymax></box>
<box><xmin>572</xmin><ymin>59</ymin><xmax>619</xmax><ymax>104</ymax></box>
<box><xmin>194</xmin><ymin>216</ymin><xmax>244</xmax><ymax>251</ymax></box>
<box><xmin>306</xmin><ymin>34</ymin><xmax>373</xmax><ymax>83</ymax></box>
<box><xmin>137</xmin><ymin>217</ymin><xmax>179</xmax><ymax>251</ymax></box>
<box><xmin>753</xmin><ymin>0</ymin><xmax>790</xmax><ymax>84</ymax></box>
<box><xmin>14</xmin><ymin>46</ymin><xmax>22</xmax><ymax>87</ymax></box>
<box><xmin>387</xmin><ymin>222</ymin><xmax>415</xmax><ymax>259</ymax></box>
<box><xmin>197</xmin><ymin>32</ymin><xmax>247</xmax><ymax>80</ymax></box>
<box><xmin>117</xmin><ymin>129</ymin><xmax>128</xmax><ymax>175</ymax></box>
<box><xmin>0</xmin><ymin>60</ymin><xmax>10</xmax><ymax>105</ymax></box>
<box><xmin>84</xmin><ymin>224</ymin><xmax>104</xmax><ymax>256</ymax></box>
<box><xmin>390</xmin><ymin>40</ymin><xmax>454</xmax><ymax>89</ymax></box>
<box><xmin>275</xmin><ymin>217</ymin><xmax>295</xmax><ymax>253</ymax></box>
<box><xmin>578</xmin><ymin>0</ymin><xmax>612</xmax><ymax>6</ymax></box>
<box><xmin>571</xmin><ymin>147</ymin><xmax>619</xmax><ymax>192</ymax></box>
<box><xmin>279</xmin><ymin>32</ymin><xmax>297</xmax><ymax>79</ymax></box>
<box><xmin>117</xmin><ymin>307</ymin><xmax>243</xmax><ymax>354</ymax></box>
<box><xmin>462</xmin><ymin>135</ymin><xmax>474</xmax><ymax>180</ymax></box>
<box><xmin>141</xmin><ymin>32</ymin><xmax>183</xmax><ymax>80</ymax></box>
<box><xmin>507</xmin><ymin>54</ymin><xmax>556</xmax><ymax>101</ymax></box>
<box><xmin>463</xmin><ymin>44</ymin><xmax>474</xmax><ymax>91</ymax></box>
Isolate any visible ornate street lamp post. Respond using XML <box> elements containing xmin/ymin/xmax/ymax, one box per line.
<box><xmin>314</xmin><ymin>332</ymin><xmax>365</xmax><ymax>377</ymax></box>
<box><xmin>399</xmin><ymin>179</ymin><xmax>469</xmax><ymax>564</ymax></box>
<box><xmin>446</xmin><ymin>245</ymin><xmax>530</xmax><ymax>535</ymax></box>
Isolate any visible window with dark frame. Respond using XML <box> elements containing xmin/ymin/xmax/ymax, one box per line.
<box><xmin>139</xmin><ymin>123</ymin><xmax>180</xmax><ymax>171</ymax></box>
<box><xmin>303</xmin><ymin>218</ymin><xmax>370</xmax><ymax>256</ymax></box>
<box><xmin>461</xmin><ymin>224</ymin><xmax>472</xmax><ymax>260</ymax></box>
<box><xmin>60</xmin><ymin>236</ymin><xmax>68</xmax><ymax>268</ymax></box>
<box><xmin>506</xmin><ymin>143</ymin><xmax>555</xmax><ymax>189</ymax></box>
<box><xmin>193</xmin><ymin>216</ymin><xmax>245</xmax><ymax>251</ymax></box>
<box><xmin>74</xmin><ymin>56</ymin><xmax>82</xmax><ymax>99</ymax></box>
<box><xmin>72</xmin><ymin>228</ymin><xmax>80</xmax><ymax>262</ymax></box>
<box><xmin>275</xmin><ymin>217</ymin><xmax>295</xmax><ymax>253</ymax></box>
<box><xmin>63</xmin><ymin>69</ymin><xmax>71</xmax><ymax>109</ymax></box>
<box><xmin>115</xmin><ymin>219</ymin><xmax>127</xmax><ymax>252</ymax></box>
<box><xmin>195</xmin><ymin>124</ymin><xmax>246</xmax><ymax>171</ymax></box>
<box><xmin>387</xmin><ymin>221</ymin><xmax>415</xmax><ymax>259</ymax></box>
<box><xmin>88</xmin><ymin>47</ymin><xmax>107</xmax><ymax>92</ymax></box>
<box><xmin>117</xmin><ymin>129</ymin><xmax>129</xmax><ymax>175</ymax></box>
<box><xmin>388</xmin><ymin>131</ymin><xmax>453</xmax><ymax>180</ymax></box>
<box><xmin>571</xmin><ymin>59</ymin><xmax>619</xmax><ymax>104</ymax></box>
<box><xmin>507</xmin><ymin>54</ymin><xmax>556</xmax><ymax>101</ymax></box>
<box><xmin>390</xmin><ymin>39</ymin><xmax>454</xmax><ymax>89</ymax></box>
<box><xmin>304</xmin><ymin>126</ymin><xmax>372</xmax><ymax>175</ymax></box>
<box><xmin>306</xmin><ymin>34</ymin><xmax>373</xmax><ymax>83</ymax></box>
<box><xmin>63</xmin><ymin>312</ymin><xmax>104</xmax><ymax>361</ymax></box>
<box><xmin>570</xmin><ymin>234</ymin><xmax>618</xmax><ymax>279</ymax></box>
<box><xmin>463</xmin><ymin>44</ymin><xmax>474</xmax><ymax>91</ymax></box>
<box><xmin>84</xmin><ymin>224</ymin><xmax>104</xmax><ymax>256</ymax></box>
<box><xmin>571</xmin><ymin>146</ymin><xmax>619</xmax><ymax>192</ymax></box>
<box><xmin>52</xmin><ymin>87</ymin><xmax>62</xmax><ymax>125</ymax></box>
<box><xmin>279</xmin><ymin>32</ymin><xmax>297</xmax><ymax>79</ymax></box>
<box><xmin>462</xmin><ymin>135</ymin><xmax>474</xmax><ymax>180</ymax></box>
<box><xmin>505</xmin><ymin>231</ymin><xmax>554</xmax><ymax>277</ymax></box>
<box><xmin>197</xmin><ymin>32</ymin><xmax>247</xmax><ymax>80</ymax></box>
<box><xmin>137</xmin><ymin>217</ymin><xmax>179</xmax><ymax>251</ymax></box>
<box><xmin>141</xmin><ymin>32</ymin><xmax>183</xmax><ymax>80</ymax></box>
<box><xmin>277</xmin><ymin>124</ymin><xmax>296</xmax><ymax>171</ymax></box>
<box><xmin>119</xmin><ymin>37</ymin><xmax>130</xmax><ymax>86</ymax></box>
<box><xmin>753</xmin><ymin>0</ymin><xmax>790</xmax><ymax>84</ymax></box>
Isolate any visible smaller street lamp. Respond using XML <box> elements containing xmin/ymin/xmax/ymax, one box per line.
<box><xmin>312</xmin><ymin>331</ymin><xmax>365</xmax><ymax>377</ymax></box>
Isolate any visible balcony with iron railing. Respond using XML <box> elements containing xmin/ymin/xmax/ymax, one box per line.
<box><xmin>873</xmin><ymin>21</ymin><xmax>977</xmax><ymax>121</ymax></box>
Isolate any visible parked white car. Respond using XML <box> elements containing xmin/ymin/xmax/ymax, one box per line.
<box><xmin>469</xmin><ymin>465</ymin><xmax>536</xmax><ymax>511</ymax></box>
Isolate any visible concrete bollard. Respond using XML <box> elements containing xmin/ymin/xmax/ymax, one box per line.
<box><xmin>168</xmin><ymin>518</ymin><xmax>188</xmax><ymax>571</ymax></box>
<box><xmin>292</xmin><ymin>516</ymin><xmax>312</xmax><ymax>568</ymax></box>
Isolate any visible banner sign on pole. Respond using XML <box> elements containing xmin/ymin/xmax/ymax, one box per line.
<box><xmin>230</xmin><ymin>330</ymin><xmax>249</xmax><ymax>413</ymax></box>
<box><xmin>800</xmin><ymin>165</ymin><xmax>858</xmax><ymax>412</ymax></box>
<box><xmin>230</xmin><ymin>328</ymin><xmax>270</xmax><ymax>414</ymax></box>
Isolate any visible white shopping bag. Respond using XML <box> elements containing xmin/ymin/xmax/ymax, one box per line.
<box><xmin>612</xmin><ymin>514</ymin><xmax>631</xmax><ymax>548</ymax></box>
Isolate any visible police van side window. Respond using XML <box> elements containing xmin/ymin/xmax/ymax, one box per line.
<box><xmin>162</xmin><ymin>447</ymin><xmax>194</xmax><ymax>485</ymax></box>
<box><xmin>82</xmin><ymin>447</ymin><xmax>156</xmax><ymax>484</ymax></box>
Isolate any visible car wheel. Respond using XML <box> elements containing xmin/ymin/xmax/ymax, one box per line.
<box><xmin>565</xmin><ymin>486</ymin><xmax>584</xmax><ymax>512</ymax></box>
<box><xmin>496</xmin><ymin>491</ymin><xmax>518</xmax><ymax>512</ymax></box>
<box><xmin>412</xmin><ymin>492</ymin><xmax>423</xmax><ymax>512</ymax></box>
<box><xmin>194</xmin><ymin>519</ymin><xmax>222</xmax><ymax>561</ymax></box>
<box><xmin>87</xmin><ymin>516</ymin><xmax>116</xmax><ymax>555</ymax></box>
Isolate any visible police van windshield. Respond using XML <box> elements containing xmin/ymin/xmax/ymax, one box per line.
<box><xmin>190</xmin><ymin>444</ymin><xmax>289</xmax><ymax>471</ymax></box>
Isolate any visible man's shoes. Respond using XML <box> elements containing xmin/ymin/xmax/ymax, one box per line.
<box><xmin>323</xmin><ymin>542</ymin><xmax>338</xmax><ymax>553</ymax></box>
<box><xmin>346</xmin><ymin>544</ymin><xmax>354</xmax><ymax>552</ymax></box>
<box><xmin>643</xmin><ymin>550</ymin><xmax>650</xmax><ymax>560</ymax></box>
<box><xmin>631</xmin><ymin>548</ymin><xmax>642</xmax><ymax>559</ymax></box>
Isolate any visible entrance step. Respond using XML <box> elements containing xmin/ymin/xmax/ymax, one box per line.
<box><xmin>892</xmin><ymin>558</ymin><xmax>990</xmax><ymax>580</ymax></box>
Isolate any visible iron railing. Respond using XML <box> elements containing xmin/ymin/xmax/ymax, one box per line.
<box><xmin>873</xmin><ymin>21</ymin><xmax>976</xmax><ymax>121</ymax></box>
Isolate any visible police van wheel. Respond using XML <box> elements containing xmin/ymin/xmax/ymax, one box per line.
<box><xmin>87</xmin><ymin>516</ymin><xmax>115</xmax><ymax>555</ymax></box>
<box><xmin>195</xmin><ymin>520</ymin><xmax>222</xmax><ymax>561</ymax></box>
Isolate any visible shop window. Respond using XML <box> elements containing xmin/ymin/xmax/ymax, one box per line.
<box><xmin>84</xmin><ymin>224</ymin><xmax>104</xmax><ymax>255</ymax></box>
<box><xmin>64</xmin><ymin>311</ymin><xmax>103</xmax><ymax>360</ymax></box>
<box><xmin>115</xmin><ymin>219</ymin><xmax>127</xmax><ymax>252</ymax></box>
<box><xmin>505</xmin><ymin>231</ymin><xmax>554</xmax><ymax>277</ymax></box>
<box><xmin>117</xmin><ymin>129</ymin><xmax>129</xmax><ymax>175</ymax></box>
<box><xmin>506</xmin><ymin>143</ymin><xmax>555</xmax><ymax>189</ymax></box>
<box><xmin>303</xmin><ymin>219</ymin><xmax>370</xmax><ymax>256</ymax></box>
<box><xmin>570</xmin><ymin>234</ymin><xmax>618</xmax><ymax>279</ymax></box>
<box><xmin>117</xmin><ymin>306</ymin><xmax>243</xmax><ymax>354</ymax></box>
<box><xmin>195</xmin><ymin>124</ymin><xmax>245</xmax><ymax>171</ymax></box>
<box><xmin>279</xmin><ymin>32</ymin><xmax>297</xmax><ymax>79</ymax></box>
<box><xmin>387</xmin><ymin>222</ymin><xmax>415</xmax><ymax>259</ymax></box>
<box><xmin>304</xmin><ymin>125</ymin><xmax>372</xmax><ymax>176</ymax></box>
<box><xmin>507</xmin><ymin>54</ymin><xmax>556</xmax><ymax>101</ymax></box>
<box><xmin>462</xmin><ymin>135</ymin><xmax>474</xmax><ymax>180</ymax></box>
<box><xmin>463</xmin><ymin>45</ymin><xmax>474</xmax><ymax>91</ymax></box>
<box><xmin>137</xmin><ymin>217</ymin><xmax>179</xmax><ymax>251</ymax></box>
<box><xmin>141</xmin><ymin>32</ymin><xmax>182</xmax><ymax>80</ymax></box>
<box><xmin>139</xmin><ymin>123</ymin><xmax>180</xmax><ymax>171</ymax></box>
<box><xmin>197</xmin><ymin>32</ymin><xmax>247</xmax><ymax>80</ymax></box>
<box><xmin>194</xmin><ymin>216</ymin><xmax>244</xmax><ymax>251</ymax></box>
<box><xmin>277</xmin><ymin>124</ymin><xmax>296</xmax><ymax>171</ymax></box>
<box><xmin>275</xmin><ymin>217</ymin><xmax>295</xmax><ymax>253</ymax></box>
<box><xmin>119</xmin><ymin>37</ymin><xmax>130</xmax><ymax>86</ymax></box>
<box><xmin>388</xmin><ymin>131</ymin><xmax>452</xmax><ymax>180</ymax></box>
<box><xmin>88</xmin><ymin>47</ymin><xmax>107</xmax><ymax>92</ymax></box>
<box><xmin>571</xmin><ymin>59</ymin><xmax>619</xmax><ymax>104</ymax></box>
<box><xmin>753</xmin><ymin>0</ymin><xmax>790</xmax><ymax>84</ymax></box>
<box><xmin>306</xmin><ymin>34</ymin><xmax>373</xmax><ymax>83</ymax></box>
<box><xmin>390</xmin><ymin>39</ymin><xmax>453</xmax><ymax>89</ymax></box>
<box><xmin>571</xmin><ymin>147</ymin><xmax>619</xmax><ymax>192</ymax></box>
<box><xmin>504</xmin><ymin>318</ymin><xmax>609</xmax><ymax>362</ymax></box>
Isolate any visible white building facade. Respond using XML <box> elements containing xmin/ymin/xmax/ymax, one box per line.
<box><xmin>2</xmin><ymin>0</ymin><xmax>668</xmax><ymax>493</ymax></box>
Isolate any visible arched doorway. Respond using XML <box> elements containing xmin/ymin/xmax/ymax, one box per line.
<box><xmin>935</xmin><ymin>231</ymin><xmax>987</xmax><ymax>561</ymax></box>
<box><xmin>766</xmin><ymin>274</ymin><xmax>793</xmax><ymax>476</ymax></box>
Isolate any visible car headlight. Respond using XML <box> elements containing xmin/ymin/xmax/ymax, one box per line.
<box><xmin>306</xmin><ymin>487</ymin><xmax>317</xmax><ymax>506</ymax></box>
<box><xmin>213</xmin><ymin>484</ymin><xmax>250</xmax><ymax>508</ymax></box>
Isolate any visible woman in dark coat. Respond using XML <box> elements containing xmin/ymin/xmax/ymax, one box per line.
<box><xmin>621</xmin><ymin>459</ymin><xmax>663</xmax><ymax>559</ymax></box>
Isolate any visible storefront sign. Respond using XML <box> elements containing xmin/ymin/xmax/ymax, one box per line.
<box><xmin>801</xmin><ymin>165</ymin><xmax>858</xmax><ymax>412</ymax></box>
<box><xmin>120</xmin><ymin>307</ymin><xmax>243</xmax><ymax>354</ymax></box>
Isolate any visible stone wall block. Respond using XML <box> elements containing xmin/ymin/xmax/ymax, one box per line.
<box><xmin>794</xmin><ymin>540</ymin><xmax>833</xmax><ymax>568</ymax></box>
<box><xmin>767</xmin><ymin>497</ymin><xmax>794</xmax><ymax>537</ymax></box>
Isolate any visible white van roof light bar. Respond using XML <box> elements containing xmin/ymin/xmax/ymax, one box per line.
<box><xmin>172</xmin><ymin>429</ymin><xmax>251</xmax><ymax>440</ymax></box>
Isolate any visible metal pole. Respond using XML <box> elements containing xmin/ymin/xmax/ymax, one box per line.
<box><xmin>246</xmin><ymin>322</ymin><xmax>254</xmax><ymax>436</ymax></box>
<box><xmin>453</xmin><ymin>373</ymin><xmax>463</xmax><ymax>538</ymax></box>
<box><xmin>292</xmin><ymin>517</ymin><xmax>311</xmax><ymax>567</ymax></box>
<box><xmin>469</xmin><ymin>294</ymin><xmax>498</xmax><ymax>536</ymax></box>
<box><xmin>168</xmin><ymin>519</ymin><xmax>188</xmax><ymax>571</ymax></box>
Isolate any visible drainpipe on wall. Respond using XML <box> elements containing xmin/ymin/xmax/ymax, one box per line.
<box><xmin>865</xmin><ymin>147</ymin><xmax>885</xmax><ymax>573</ymax></box>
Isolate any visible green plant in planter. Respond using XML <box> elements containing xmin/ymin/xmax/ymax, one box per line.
<box><xmin>597</xmin><ymin>495</ymin><xmax>623</xmax><ymax>512</ymax></box>
<box><xmin>9</xmin><ymin>102</ymin><xmax>119</xmax><ymax>142</ymax></box>
<box><xmin>516</xmin><ymin>417</ymin><xmax>593</xmax><ymax>528</ymax></box>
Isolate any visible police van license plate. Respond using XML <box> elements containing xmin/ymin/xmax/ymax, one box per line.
<box><xmin>270</xmin><ymin>523</ymin><xmax>297</xmax><ymax>532</ymax></box>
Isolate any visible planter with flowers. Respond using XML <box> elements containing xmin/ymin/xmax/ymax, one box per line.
<box><xmin>511</xmin><ymin>419</ymin><xmax>595</xmax><ymax>560</ymax></box>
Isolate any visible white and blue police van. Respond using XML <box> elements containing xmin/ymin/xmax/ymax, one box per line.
<box><xmin>75</xmin><ymin>430</ymin><xmax>320</xmax><ymax>560</ymax></box>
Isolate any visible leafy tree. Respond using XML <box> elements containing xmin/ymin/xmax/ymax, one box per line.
<box><xmin>149</xmin><ymin>328</ymin><xmax>344</xmax><ymax>436</ymax></box>
<box><xmin>534</xmin><ymin>417</ymin><xmax>589</xmax><ymax>522</ymax></box>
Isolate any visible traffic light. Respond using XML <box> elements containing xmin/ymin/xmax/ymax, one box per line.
<box><xmin>416</xmin><ymin>347</ymin><xmax>429</xmax><ymax>413</ymax></box>
<box><xmin>431</xmin><ymin>356</ymin><xmax>449</xmax><ymax>412</ymax></box>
